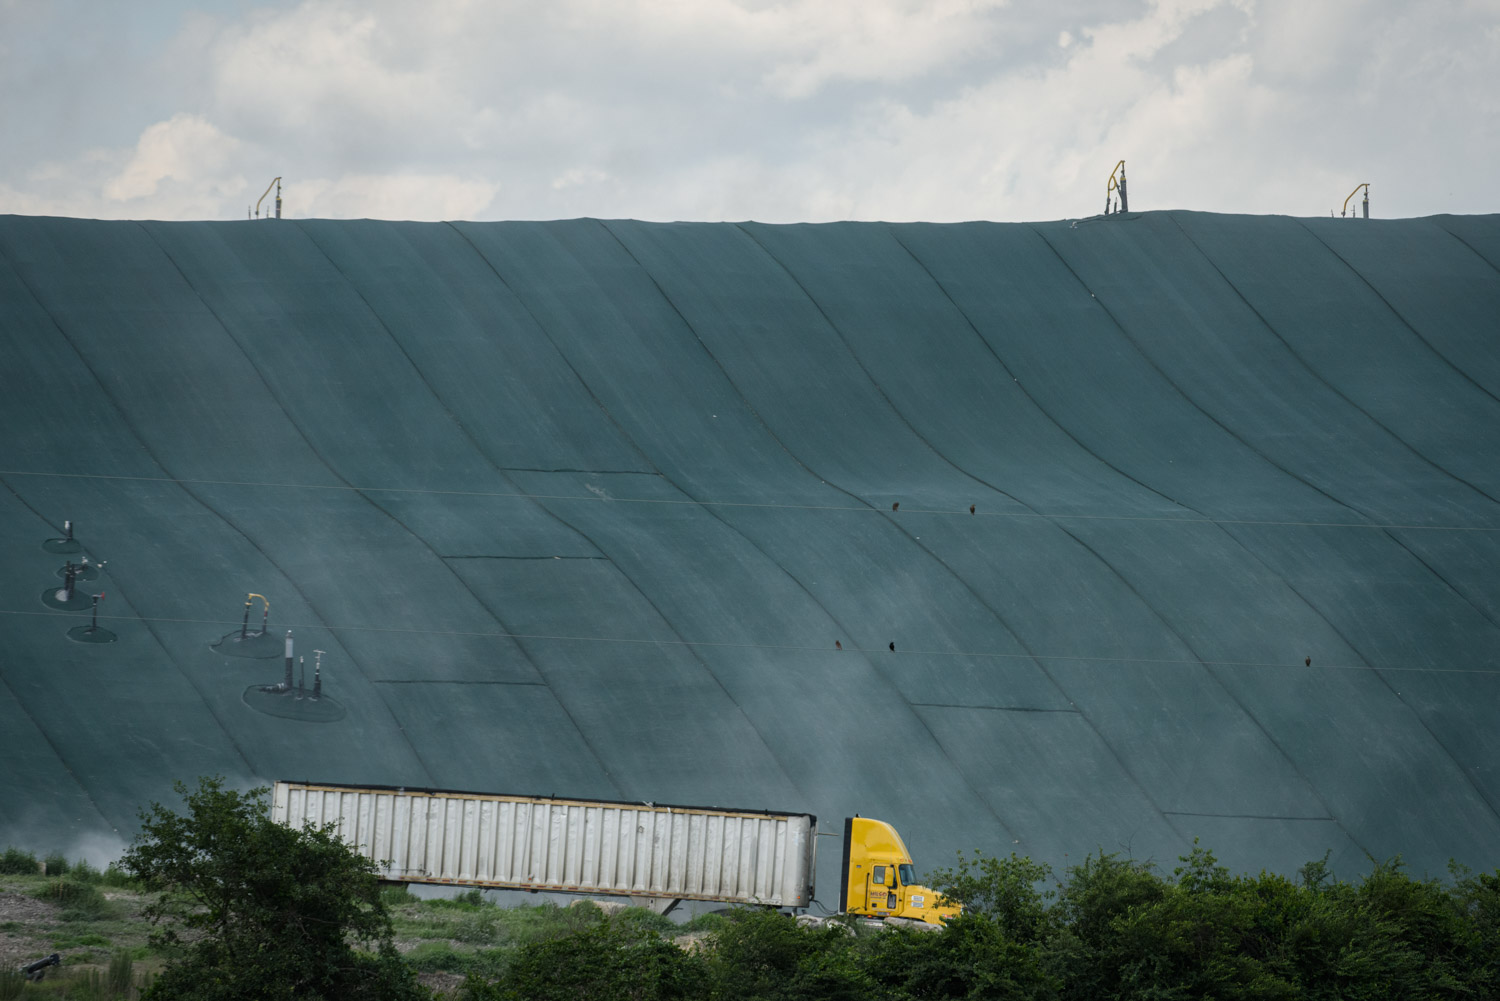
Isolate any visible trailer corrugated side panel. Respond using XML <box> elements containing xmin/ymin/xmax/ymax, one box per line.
<box><xmin>271</xmin><ymin>782</ymin><xmax>816</xmax><ymax>907</ymax></box>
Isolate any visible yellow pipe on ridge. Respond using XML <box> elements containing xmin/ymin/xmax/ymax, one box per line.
<box><xmin>254</xmin><ymin>178</ymin><xmax>281</xmax><ymax>219</ymax></box>
<box><xmin>1342</xmin><ymin>183</ymin><xmax>1369</xmax><ymax>217</ymax></box>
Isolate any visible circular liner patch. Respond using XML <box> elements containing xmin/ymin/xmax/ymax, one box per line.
<box><xmin>242</xmin><ymin>686</ymin><xmax>346</xmax><ymax>723</ymax></box>
<box><xmin>67</xmin><ymin>625</ymin><xmax>117</xmax><ymax>644</ymax></box>
<box><xmin>42</xmin><ymin>587</ymin><xmax>95</xmax><ymax>611</ymax></box>
<box><xmin>55</xmin><ymin>563</ymin><xmax>102</xmax><ymax>581</ymax></box>
<box><xmin>210</xmin><ymin>630</ymin><xmax>284</xmax><ymax>659</ymax></box>
<box><xmin>43</xmin><ymin>538</ymin><xmax>83</xmax><ymax>555</ymax></box>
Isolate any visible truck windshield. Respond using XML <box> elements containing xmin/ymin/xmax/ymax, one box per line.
<box><xmin>899</xmin><ymin>864</ymin><xmax>915</xmax><ymax>885</ymax></box>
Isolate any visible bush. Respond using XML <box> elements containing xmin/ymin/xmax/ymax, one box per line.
<box><xmin>69</xmin><ymin>859</ymin><xmax>101</xmax><ymax>883</ymax></box>
<box><xmin>473</xmin><ymin>918</ymin><xmax>705</xmax><ymax>1001</ymax></box>
<box><xmin>108</xmin><ymin>950</ymin><xmax>135</xmax><ymax>994</ymax></box>
<box><xmin>42</xmin><ymin>852</ymin><xmax>69</xmax><ymax>877</ymax></box>
<box><xmin>99</xmin><ymin>863</ymin><xmax>134</xmax><ymax>888</ymax></box>
<box><xmin>381</xmin><ymin>884</ymin><xmax>416</xmax><ymax>906</ymax></box>
<box><xmin>452</xmin><ymin>907</ymin><xmax>499</xmax><ymax>944</ymax></box>
<box><xmin>33</xmin><ymin>877</ymin><xmax>113</xmax><ymax>921</ymax></box>
<box><xmin>124</xmin><ymin>776</ymin><xmax>429</xmax><ymax>1001</ymax></box>
<box><xmin>51</xmin><ymin>932</ymin><xmax>111</xmax><ymax>949</ymax></box>
<box><xmin>0</xmin><ymin>847</ymin><xmax>38</xmax><ymax>875</ymax></box>
<box><xmin>404</xmin><ymin>941</ymin><xmax>471</xmax><ymax>973</ymax></box>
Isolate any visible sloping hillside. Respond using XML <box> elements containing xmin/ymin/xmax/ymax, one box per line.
<box><xmin>3</xmin><ymin>211</ymin><xmax>1498</xmax><ymax>901</ymax></box>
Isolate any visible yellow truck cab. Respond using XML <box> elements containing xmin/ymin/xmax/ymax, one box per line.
<box><xmin>840</xmin><ymin>816</ymin><xmax>960</xmax><ymax>925</ymax></box>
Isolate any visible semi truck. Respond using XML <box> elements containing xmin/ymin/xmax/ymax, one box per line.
<box><xmin>271</xmin><ymin>780</ymin><xmax>958</xmax><ymax>924</ymax></box>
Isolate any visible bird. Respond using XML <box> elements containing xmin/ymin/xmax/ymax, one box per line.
<box><xmin>835</xmin><ymin>640</ymin><xmax>842</xmax><ymax>650</ymax></box>
<box><xmin>891</xmin><ymin>502</ymin><xmax>899</xmax><ymax>512</ymax></box>
<box><xmin>889</xmin><ymin>641</ymin><xmax>895</xmax><ymax>652</ymax></box>
<box><xmin>1305</xmin><ymin>656</ymin><xmax>1311</xmax><ymax>667</ymax></box>
<box><xmin>969</xmin><ymin>504</ymin><xmax>975</xmax><ymax>514</ymax></box>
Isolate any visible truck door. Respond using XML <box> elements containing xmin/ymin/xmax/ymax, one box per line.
<box><xmin>868</xmin><ymin>864</ymin><xmax>897</xmax><ymax>914</ymax></box>
<box><xmin>894</xmin><ymin>863</ymin><xmax>914</xmax><ymax>915</ymax></box>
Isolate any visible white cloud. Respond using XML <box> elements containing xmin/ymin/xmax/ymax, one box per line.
<box><xmin>551</xmin><ymin>167</ymin><xmax>609</xmax><ymax>191</ymax></box>
<box><xmin>104</xmin><ymin>113</ymin><xmax>242</xmax><ymax>202</ymax></box>
<box><xmin>1</xmin><ymin>0</ymin><xmax>1496</xmax><ymax>222</ymax></box>
<box><xmin>293</xmin><ymin>172</ymin><xmax>499</xmax><ymax>219</ymax></box>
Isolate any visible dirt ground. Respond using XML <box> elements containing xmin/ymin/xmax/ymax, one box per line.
<box><xmin>0</xmin><ymin>890</ymin><xmax>60</xmax><ymax>971</ymax></box>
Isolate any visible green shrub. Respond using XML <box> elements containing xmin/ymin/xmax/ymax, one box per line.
<box><xmin>404</xmin><ymin>941</ymin><xmax>471</xmax><ymax>973</ymax></box>
<box><xmin>453</xmin><ymin>907</ymin><xmax>499</xmax><ymax>944</ymax></box>
<box><xmin>33</xmin><ymin>877</ymin><xmax>113</xmax><ymax>921</ymax></box>
<box><xmin>0</xmin><ymin>847</ymin><xmax>38</xmax><ymax>875</ymax></box>
<box><xmin>0</xmin><ymin>970</ymin><xmax>21</xmax><ymax>1001</ymax></box>
<box><xmin>69</xmin><ymin>859</ymin><xmax>102</xmax><ymax>883</ymax></box>
<box><xmin>612</xmin><ymin>906</ymin><xmax>678</xmax><ymax>937</ymax></box>
<box><xmin>107</xmin><ymin>950</ymin><xmax>134</xmax><ymax>994</ymax></box>
<box><xmin>52</xmin><ymin>932</ymin><xmax>112</xmax><ymax>949</ymax></box>
<box><xmin>380</xmin><ymin>884</ymin><xmax>416</xmax><ymax>906</ymax></box>
<box><xmin>99</xmin><ymin>863</ymin><xmax>134</xmax><ymax>888</ymax></box>
<box><xmin>42</xmin><ymin>852</ymin><xmax>69</xmax><ymax>877</ymax></box>
<box><xmin>679</xmin><ymin>911</ymin><xmax>729</xmax><ymax>933</ymax></box>
<box><xmin>475</xmin><ymin>918</ymin><xmax>705</xmax><ymax>1001</ymax></box>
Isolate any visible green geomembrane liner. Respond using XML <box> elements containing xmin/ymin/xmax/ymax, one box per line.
<box><xmin>211</xmin><ymin>630</ymin><xmax>285</xmax><ymax>659</ymax></box>
<box><xmin>242</xmin><ymin>686</ymin><xmax>346</xmax><ymax>723</ymax></box>
<box><xmin>1</xmin><ymin>212</ymin><xmax>1498</xmax><ymax>902</ymax></box>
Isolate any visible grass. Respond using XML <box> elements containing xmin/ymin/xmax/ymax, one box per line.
<box><xmin>4</xmin><ymin>850</ymin><xmax>730</xmax><ymax>993</ymax></box>
<box><xmin>31</xmin><ymin>880</ymin><xmax>115</xmax><ymax>923</ymax></box>
<box><xmin>0</xmin><ymin>848</ymin><xmax>40</xmax><ymax>876</ymax></box>
<box><xmin>382</xmin><ymin>893</ymin><xmax>730</xmax><ymax>974</ymax></box>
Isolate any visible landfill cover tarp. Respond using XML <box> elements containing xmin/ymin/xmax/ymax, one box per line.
<box><xmin>2</xmin><ymin>211</ymin><xmax>1499</xmax><ymax>900</ymax></box>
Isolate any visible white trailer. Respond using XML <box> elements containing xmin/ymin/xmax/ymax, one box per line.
<box><xmin>271</xmin><ymin>781</ymin><xmax>816</xmax><ymax>913</ymax></box>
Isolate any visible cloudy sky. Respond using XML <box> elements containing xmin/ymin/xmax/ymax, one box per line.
<box><xmin>2</xmin><ymin>0</ymin><xmax>1496</xmax><ymax>223</ymax></box>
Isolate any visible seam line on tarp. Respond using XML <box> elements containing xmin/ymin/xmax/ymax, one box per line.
<box><xmin>594</xmin><ymin>217</ymin><xmax>972</xmax><ymax>804</ymax></box>
<box><xmin>1433</xmin><ymin>221</ymin><xmax>1500</xmax><ymax>276</ymax></box>
<box><xmin>5</xmin><ymin>468</ymin><xmax>1497</xmax><ymax>533</ymax></box>
<box><xmin>1256</xmin><ymin>565</ymin><xmax>1500</xmax><ymax>826</ymax></box>
<box><xmin>1032</xmin><ymin>220</ymin><xmax>1436</xmax><ymax>851</ymax></box>
<box><xmin>735</xmin><ymin>222</ymin><xmax>1031</xmax><ymax>512</ymax></box>
<box><xmin>1385</xmin><ymin>529</ymin><xmax>1500</xmax><ymax>635</ymax></box>
<box><xmin>601</xmin><ymin>219</ymin><xmax>1020</xmax><ymax>837</ymax></box>
<box><xmin>732</xmin><ymin>221</ymin><xmax>1176</xmax><ymax>846</ymax></box>
<box><xmin>440</xmin><ymin>555</ymin><xmax>609</xmax><ymax>560</ymax></box>
<box><xmin>137</xmin><ymin>221</ymin><xmax>442</xmax><ymax>782</ymax></box>
<box><xmin>888</xmin><ymin>224</ymin><xmax>1354</xmax><ymax>830</ymax></box>
<box><xmin>1091</xmin><ymin>215</ymin><xmax>1500</xmax><ymax>844</ymax></box>
<box><xmin>1053</xmin><ymin>516</ymin><xmax>1357</xmax><ymax>844</ymax></box>
<box><xmin>2</xmin><ymin>605</ymin><xmax>1497</xmax><ymax>673</ymax></box>
<box><xmin>1184</xmin><ymin>215</ymin><xmax>1500</xmax><ymax>507</ymax></box>
<box><xmin>0</xmin><ymin>236</ymin><xmax>261</xmax><ymax>780</ymax></box>
<box><xmin>0</xmin><ymin>618</ymin><xmax>116</xmax><ymax>831</ymax></box>
<box><xmin>1169</xmin><ymin>218</ymin><xmax>1500</xmax><ymax>637</ymax></box>
<box><xmin>1030</xmin><ymin>222</ymin><xmax>1372</xmax><ymax>526</ymax></box>
<box><xmin>293</xmin><ymin>221</ymin><xmax>622</xmax><ymax>796</ymax></box>
<box><xmin>448</xmin><ymin>219</ymin><xmax>802</xmax><ymax>802</ymax></box>
<box><xmin>372</xmin><ymin>680</ymin><xmax>548</xmax><ymax>686</ymax></box>
<box><xmin>911</xmin><ymin>703</ymin><xmax>1081</xmax><ymax>713</ymax></box>
<box><xmin>744</xmin><ymin>220</ymin><xmax>1322</xmax><ymax>841</ymax></box>
<box><xmin>886</xmin><ymin>225</ymin><xmax>1190</xmax><ymax>515</ymax></box>
<box><xmin>443</xmin><ymin>221</ymin><xmax>659</xmax><ymax>475</ymax></box>
<box><xmin>1296</xmin><ymin>219</ymin><xmax>1500</xmax><ymax>413</ymax></box>
<box><xmin>1162</xmin><ymin>812</ymin><xmax>1333</xmax><ymax>821</ymax></box>
<box><xmin>499</xmin><ymin>468</ymin><xmax>658</xmax><ymax>475</ymax></box>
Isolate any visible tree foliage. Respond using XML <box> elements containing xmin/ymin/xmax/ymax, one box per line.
<box><xmin>122</xmin><ymin>776</ymin><xmax>428</xmax><ymax>1001</ymax></box>
<box><xmin>449</xmin><ymin>844</ymin><xmax>1500</xmax><ymax>1001</ymax></box>
<box><xmin>108</xmin><ymin>781</ymin><xmax>1500</xmax><ymax>1000</ymax></box>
